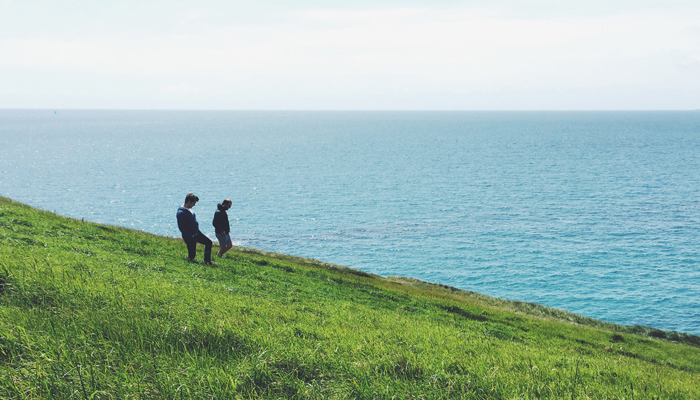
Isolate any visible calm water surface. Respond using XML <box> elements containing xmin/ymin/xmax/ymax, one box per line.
<box><xmin>1</xmin><ymin>110</ymin><xmax>699</xmax><ymax>334</ymax></box>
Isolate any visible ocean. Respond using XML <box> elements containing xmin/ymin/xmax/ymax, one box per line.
<box><xmin>1</xmin><ymin>110</ymin><xmax>699</xmax><ymax>334</ymax></box>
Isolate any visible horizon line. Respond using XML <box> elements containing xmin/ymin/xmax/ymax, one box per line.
<box><xmin>2</xmin><ymin>108</ymin><xmax>699</xmax><ymax>112</ymax></box>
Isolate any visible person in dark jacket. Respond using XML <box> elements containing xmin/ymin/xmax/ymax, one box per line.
<box><xmin>176</xmin><ymin>193</ymin><xmax>215</xmax><ymax>265</ymax></box>
<box><xmin>213</xmin><ymin>199</ymin><xmax>233</xmax><ymax>258</ymax></box>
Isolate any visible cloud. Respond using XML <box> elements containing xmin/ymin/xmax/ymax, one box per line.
<box><xmin>1</xmin><ymin>8</ymin><xmax>696</xmax><ymax>76</ymax></box>
<box><xmin>163</xmin><ymin>83</ymin><xmax>199</xmax><ymax>93</ymax></box>
<box><xmin>1</xmin><ymin>4</ymin><xmax>699</xmax><ymax>109</ymax></box>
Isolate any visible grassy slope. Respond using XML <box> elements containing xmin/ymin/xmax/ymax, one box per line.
<box><xmin>0</xmin><ymin>196</ymin><xmax>699</xmax><ymax>399</ymax></box>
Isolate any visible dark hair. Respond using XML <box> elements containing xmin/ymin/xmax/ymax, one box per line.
<box><xmin>185</xmin><ymin>193</ymin><xmax>199</xmax><ymax>204</ymax></box>
<box><xmin>223</xmin><ymin>198</ymin><xmax>232</xmax><ymax>206</ymax></box>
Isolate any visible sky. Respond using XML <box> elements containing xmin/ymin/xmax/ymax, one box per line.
<box><xmin>1</xmin><ymin>0</ymin><xmax>699</xmax><ymax>110</ymax></box>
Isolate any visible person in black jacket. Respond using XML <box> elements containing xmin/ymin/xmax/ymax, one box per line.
<box><xmin>176</xmin><ymin>193</ymin><xmax>215</xmax><ymax>265</ymax></box>
<box><xmin>213</xmin><ymin>199</ymin><xmax>233</xmax><ymax>258</ymax></box>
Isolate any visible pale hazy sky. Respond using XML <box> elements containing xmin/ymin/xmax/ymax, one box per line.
<box><xmin>1</xmin><ymin>1</ymin><xmax>699</xmax><ymax>110</ymax></box>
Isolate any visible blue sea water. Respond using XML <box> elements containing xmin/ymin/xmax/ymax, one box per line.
<box><xmin>1</xmin><ymin>110</ymin><xmax>699</xmax><ymax>334</ymax></box>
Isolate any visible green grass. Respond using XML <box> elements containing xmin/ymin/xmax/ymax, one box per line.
<box><xmin>1</xmin><ymin>195</ymin><xmax>699</xmax><ymax>399</ymax></box>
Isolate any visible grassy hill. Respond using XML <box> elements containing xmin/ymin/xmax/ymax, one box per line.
<box><xmin>1</xmin><ymin>196</ymin><xmax>699</xmax><ymax>399</ymax></box>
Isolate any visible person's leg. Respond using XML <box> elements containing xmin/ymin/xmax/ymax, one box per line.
<box><xmin>184</xmin><ymin>237</ymin><xmax>197</xmax><ymax>261</ymax></box>
<box><xmin>222</xmin><ymin>242</ymin><xmax>233</xmax><ymax>256</ymax></box>
<box><xmin>217</xmin><ymin>246</ymin><xmax>228</xmax><ymax>257</ymax></box>
<box><xmin>218</xmin><ymin>234</ymin><xmax>233</xmax><ymax>257</ymax></box>
<box><xmin>219</xmin><ymin>243</ymin><xmax>233</xmax><ymax>257</ymax></box>
<box><xmin>215</xmin><ymin>233</ymin><xmax>227</xmax><ymax>257</ymax></box>
<box><xmin>196</xmin><ymin>232</ymin><xmax>214</xmax><ymax>264</ymax></box>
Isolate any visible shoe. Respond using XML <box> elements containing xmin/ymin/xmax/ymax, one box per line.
<box><xmin>187</xmin><ymin>258</ymin><xmax>198</xmax><ymax>264</ymax></box>
<box><xmin>204</xmin><ymin>261</ymin><xmax>217</xmax><ymax>266</ymax></box>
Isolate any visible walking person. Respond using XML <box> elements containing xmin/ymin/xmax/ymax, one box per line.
<box><xmin>176</xmin><ymin>193</ymin><xmax>215</xmax><ymax>265</ymax></box>
<box><xmin>213</xmin><ymin>199</ymin><xmax>233</xmax><ymax>258</ymax></box>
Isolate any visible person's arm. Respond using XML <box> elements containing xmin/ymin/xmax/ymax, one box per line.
<box><xmin>213</xmin><ymin>211</ymin><xmax>222</xmax><ymax>233</ymax></box>
<box><xmin>177</xmin><ymin>211</ymin><xmax>198</xmax><ymax>238</ymax></box>
<box><xmin>224</xmin><ymin>214</ymin><xmax>230</xmax><ymax>234</ymax></box>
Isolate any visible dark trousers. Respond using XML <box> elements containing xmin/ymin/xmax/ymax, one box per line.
<box><xmin>183</xmin><ymin>231</ymin><xmax>212</xmax><ymax>263</ymax></box>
